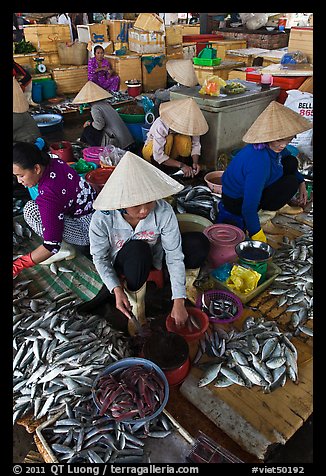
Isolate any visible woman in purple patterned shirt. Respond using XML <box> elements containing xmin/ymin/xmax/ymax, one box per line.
<box><xmin>88</xmin><ymin>45</ymin><xmax>120</xmax><ymax>92</ymax></box>
<box><xmin>13</xmin><ymin>142</ymin><xmax>97</xmax><ymax>277</ymax></box>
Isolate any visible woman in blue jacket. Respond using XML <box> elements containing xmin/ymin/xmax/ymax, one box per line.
<box><xmin>220</xmin><ymin>101</ymin><xmax>312</xmax><ymax>242</ymax></box>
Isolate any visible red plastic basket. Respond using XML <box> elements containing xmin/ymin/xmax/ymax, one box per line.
<box><xmin>195</xmin><ymin>289</ymin><xmax>243</xmax><ymax>324</ymax></box>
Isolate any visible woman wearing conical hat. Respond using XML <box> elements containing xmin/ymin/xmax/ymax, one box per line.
<box><xmin>72</xmin><ymin>81</ymin><xmax>134</xmax><ymax>150</ymax></box>
<box><xmin>13</xmin><ymin>77</ymin><xmax>40</xmax><ymax>144</ymax></box>
<box><xmin>219</xmin><ymin>101</ymin><xmax>312</xmax><ymax>242</ymax></box>
<box><xmin>77</xmin><ymin>151</ymin><xmax>210</xmax><ymax>336</ymax></box>
<box><xmin>142</xmin><ymin>97</ymin><xmax>208</xmax><ymax>178</ymax></box>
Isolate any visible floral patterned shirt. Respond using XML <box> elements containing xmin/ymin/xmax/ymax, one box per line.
<box><xmin>36</xmin><ymin>158</ymin><xmax>96</xmax><ymax>252</ymax></box>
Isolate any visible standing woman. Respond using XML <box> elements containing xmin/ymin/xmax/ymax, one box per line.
<box><xmin>88</xmin><ymin>45</ymin><xmax>120</xmax><ymax>92</ymax></box>
<box><xmin>57</xmin><ymin>13</ymin><xmax>74</xmax><ymax>41</ymax></box>
<box><xmin>220</xmin><ymin>101</ymin><xmax>312</xmax><ymax>242</ymax></box>
<box><xmin>73</xmin><ymin>81</ymin><xmax>134</xmax><ymax>149</ymax></box>
<box><xmin>142</xmin><ymin>98</ymin><xmax>208</xmax><ymax>178</ymax></box>
<box><xmin>13</xmin><ymin>142</ymin><xmax>97</xmax><ymax>277</ymax></box>
<box><xmin>78</xmin><ymin>151</ymin><xmax>210</xmax><ymax>335</ymax></box>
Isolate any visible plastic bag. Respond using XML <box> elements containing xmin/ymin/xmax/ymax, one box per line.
<box><xmin>284</xmin><ymin>90</ymin><xmax>313</xmax><ymax>159</ymax></box>
<box><xmin>239</xmin><ymin>13</ymin><xmax>268</xmax><ymax>30</ymax></box>
<box><xmin>99</xmin><ymin>145</ymin><xmax>126</xmax><ymax>166</ymax></box>
<box><xmin>280</xmin><ymin>51</ymin><xmax>309</xmax><ymax>69</ymax></box>
<box><xmin>199</xmin><ymin>75</ymin><xmax>226</xmax><ymax>96</ymax></box>
<box><xmin>211</xmin><ymin>262</ymin><xmax>233</xmax><ymax>282</ymax></box>
<box><xmin>226</xmin><ymin>264</ymin><xmax>261</xmax><ymax>294</ymax></box>
<box><xmin>141</xmin><ymin>96</ymin><xmax>155</xmax><ymax>114</ymax></box>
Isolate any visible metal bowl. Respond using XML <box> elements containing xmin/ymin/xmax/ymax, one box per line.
<box><xmin>235</xmin><ymin>240</ymin><xmax>274</xmax><ymax>264</ymax></box>
<box><xmin>32</xmin><ymin>113</ymin><xmax>63</xmax><ymax>128</ymax></box>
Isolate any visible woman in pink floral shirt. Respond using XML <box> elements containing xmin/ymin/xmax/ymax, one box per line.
<box><xmin>13</xmin><ymin>142</ymin><xmax>97</xmax><ymax>277</ymax></box>
<box><xmin>88</xmin><ymin>45</ymin><xmax>120</xmax><ymax>92</ymax></box>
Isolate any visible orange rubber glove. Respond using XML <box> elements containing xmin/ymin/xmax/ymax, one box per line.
<box><xmin>13</xmin><ymin>252</ymin><xmax>35</xmax><ymax>278</ymax></box>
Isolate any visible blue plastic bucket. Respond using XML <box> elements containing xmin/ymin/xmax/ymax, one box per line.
<box><xmin>125</xmin><ymin>123</ymin><xmax>143</xmax><ymax>143</ymax></box>
<box><xmin>126</xmin><ymin>122</ymin><xmax>149</xmax><ymax>143</ymax></box>
<box><xmin>141</xmin><ymin>124</ymin><xmax>151</xmax><ymax>142</ymax></box>
<box><xmin>41</xmin><ymin>79</ymin><xmax>57</xmax><ymax>100</ymax></box>
<box><xmin>32</xmin><ymin>82</ymin><xmax>43</xmax><ymax>103</ymax></box>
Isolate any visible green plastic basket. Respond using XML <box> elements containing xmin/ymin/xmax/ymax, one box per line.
<box><xmin>193</xmin><ymin>57</ymin><xmax>222</xmax><ymax>66</ymax></box>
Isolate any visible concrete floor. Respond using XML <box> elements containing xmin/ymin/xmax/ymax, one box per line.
<box><xmin>13</xmin><ymin>106</ymin><xmax>313</xmax><ymax>464</ymax></box>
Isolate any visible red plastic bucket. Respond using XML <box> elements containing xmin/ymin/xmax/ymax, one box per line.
<box><xmin>50</xmin><ymin>141</ymin><xmax>73</xmax><ymax>162</ymax></box>
<box><xmin>142</xmin><ymin>332</ymin><xmax>190</xmax><ymax>387</ymax></box>
<box><xmin>125</xmin><ymin>82</ymin><xmax>142</xmax><ymax>97</ymax></box>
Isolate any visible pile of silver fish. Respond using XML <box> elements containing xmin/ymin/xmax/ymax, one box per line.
<box><xmin>13</xmin><ymin>219</ymin><xmax>32</xmax><ymax>258</ymax></box>
<box><xmin>13</xmin><ymin>279</ymin><xmax>132</xmax><ymax>425</ymax></box>
<box><xmin>39</xmin><ymin>399</ymin><xmax>173</xmax><ymax>463</ymax></box>
<box><xmin>264</xmin><ymin>229</ymin><xmax>313</xmax><ymax>337</ymax></box>
<box><xmin>13</xmin><ymin>198</ymin><xmax>27</xmax><ymax>217</ymax></box>
<box><xmin>174</xmin><ymin>185</ymin><xmax>220</xmax><ymax>222</ymax></box>
<box><xmin>201</xmin><ymin>294</ymin><xmax>239</xmax><ymax>321</ymax></box>
<box><xmin>194</xmin><ymin>316</ymin><xmax>299</xmax><ymax>393</ymax></box>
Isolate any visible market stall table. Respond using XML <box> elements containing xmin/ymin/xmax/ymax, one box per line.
<box><xmin>170</xmin><ymin>80</ymin><xmax>280</xmax><ymax>169</ymax></box>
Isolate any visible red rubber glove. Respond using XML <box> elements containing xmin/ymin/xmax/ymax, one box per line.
<box><xmin>13</xmin><ymin>252</ymin><xmax>35</xmax><ymax>278</ymax></box>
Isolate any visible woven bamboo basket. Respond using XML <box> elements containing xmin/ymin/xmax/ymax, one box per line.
<box><xmin>51</xmin><ymin>65</ymin><xmax>88</xmax><ymax>94</ymax></box>
<box><xmin>57</xmin><ymin>41</ymin><xmax>88</xmax><ymax>65</ymax></box>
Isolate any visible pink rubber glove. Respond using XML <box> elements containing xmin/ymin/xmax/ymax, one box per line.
<box><xmin>13</xmin><ymin>253</ymin><xmax>35</xmax><ymax>278</ymax></box>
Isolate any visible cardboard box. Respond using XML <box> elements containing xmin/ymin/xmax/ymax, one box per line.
<box><xmin>165</xmin><ymin>25</ymin><xmax>183</xmax><ymax>45</ymax></box>
<box><xmin>77</xmin><ymin>24</ymin><xmax>108</xmax><ymax>43</ymax></box>
<box><xmin>182</xmin><ymin>42</ymin><xmax>197</xmax><ymax>59</ymax></box>
<box><xmin>14</xmin><ymin>52</ymin><xmax>60</xmax><ymax>70</ymax></box>
<box><xmin>194</xmin><ymin>60</ymin><xmax>247</xmax><ymax>84</ymax></box>
<box><xmin>23</xmin><ymin>24</ymin><xmax>71</xmax><ymax>52</ymax></box>
<box><xmin>51</xmin><ymin>65</ymin><xmax>88</xmax><ymax>94</ymax></box>
<box><xmin>113</xmin><ymin>42</ymin><xmax>129</xmax><ymax>52</ymax></box>
<box><xmin>141</xmin><ymin>54</ymin><xmax>167</xmax><ymax>92</ymax></box>
<box><xmin>102</xmin><ymin>19</ymin><xmax>135</xmax><ymax>42</ymax></box>
<box><xmin>288</xmin><ymin>27</ymin><xmax>313</xmax><ymax>63</ymax></box>
<box><xmin>228</xmin><ymin>69</ymin><xmax>247</xmax><ymax>80</ymax></box>
<box><xmin>165</xmin><ymin>44</ymin><xmax>184</xmax><ymax>60</ymax></box>
<box><xmin>128</xmin><ymin>28</ymin><xmax>165</xmax><ymax>54</ymax></box>
<box><xmin>105</xmin><ymin>54</ymin><xmax>142</xmax><ymax>91</ymax></box>
<box><xmin>180</xmin><ymin>24</ymin><xmax>200</xmax><ymax>36</ymax></box>
<box><xmin>134</xmin><ymin>13</ymin><xmax>164</xmax><ymax>32</ymax></box>
<box><xmin>209</xmin><ymin>40</ymin><xmax>247</xmax><ymax>60</ymax></box>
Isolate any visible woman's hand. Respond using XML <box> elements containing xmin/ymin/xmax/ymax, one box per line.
<box><xmin>113</xmin><ymin>286</ymin><xmax>132</xmax><ymax>319</ymax></box>
<box><xmin>298</xmin><ymin>181</ymin><xmax>308</xmax><ymax>207</ymax></box>
<box><xmin>181</xmin><ymin>164</ymin><xmax>195</xmax><ymax>178</ymax></box>
<box><xmin>83</xmin><ymin>120</ymin><xmax>91</xmax><ymax>128</ymax></box>
<box><xmin>192</xmin><ymin>162</ymin><xmax>201</xmax><ymax>175</ymax></box>
<box><xmin>170</xmin><ymin>298</ymin><xmax>189</xmax><ymax>328</ymax></box>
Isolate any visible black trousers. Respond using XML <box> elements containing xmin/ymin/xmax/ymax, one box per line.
<box><xmin>77</xmin><ymin>232</ymin><xmax>210</xmax><ymax>313</ymax></box>
<box><xmin>114</xmin><ymin>232</ymin><xmax>210</xmax><ymax>291</ymax></box>
<box><xmin>80</xmin><ymin>125</ymin><xmax>103</xmax><ymax>147</ymax></box>
<box><xmin>222</xmin><ymin>155</ymin><xmax>302</xmax><ymax>216</ymax></box>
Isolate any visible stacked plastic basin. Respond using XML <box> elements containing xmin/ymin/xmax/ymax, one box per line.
<box><xmin>82</xmin><ymin>147</ymin><xmax>104</xmax><ymax>165</ymax></box>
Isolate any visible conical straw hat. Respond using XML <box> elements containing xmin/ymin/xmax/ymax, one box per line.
<box><xmin>243</xmin><ymin>100</ymin><xmax>312</xmax><ymax>143</ymax></box>
<box><xmin>13</xmin><ymin>77</ymin><xmax>29</xmax><ymax>113</ymax></box>
<box><xmin>72</xmin><ymin>81</ymin><xmax>112</xmax><ymax>104</ymax></box>
<box><xmin>160</xmin><ymin>98</ymin><xmax>208</xmax><ymax>136</ymax></box>
<box><xmin>92</xmin><ymin>151</ymin><xmax>184</xmax><ymax>210</ymax></box>
<box><xmin>166</xmin><ymin>59</ymin><xmax>198</xmax><ymax>87</ymax></box>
